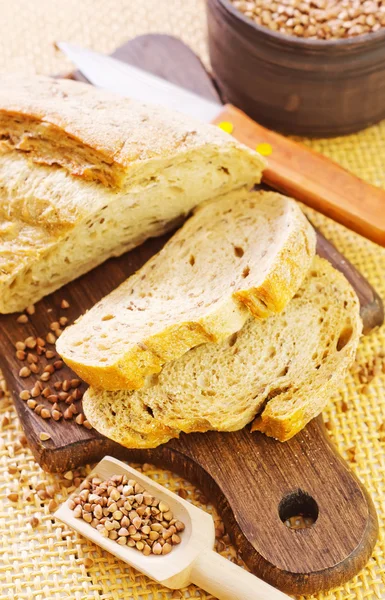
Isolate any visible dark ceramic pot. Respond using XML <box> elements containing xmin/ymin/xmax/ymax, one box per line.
<box><xmin>207</xmin><ymin>0</ymin><xmax>385</xmax><ymax>136</ymax></box>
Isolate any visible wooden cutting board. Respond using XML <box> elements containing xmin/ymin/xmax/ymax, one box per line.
<box><xmin>0</xmin><ymin>35</ymin><xmax>381</xmax><ymax>596</ymax></box>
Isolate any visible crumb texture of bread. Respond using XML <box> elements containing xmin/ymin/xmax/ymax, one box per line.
<box><xmin>0</xmin><ymin>75</ymin><xmax>266</xmax><ymax>314</ymax></box>
<box><xmin>82</xmin><ymin>257</ymin><xmax>362</xmax><ymax>447</ymax></box>
<box><xmin>57</xmin><ymin>189</ymin><xmax>316</xmax><ymax>390</ymax></box>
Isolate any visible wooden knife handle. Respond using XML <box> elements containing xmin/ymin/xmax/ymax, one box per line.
<box><xmin>213</xmin><ymin>104</ymin><xmax>385</xmax><ymax>246</ymax></box>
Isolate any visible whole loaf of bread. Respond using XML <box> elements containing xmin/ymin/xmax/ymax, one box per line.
<box><xmin>0</xmin><ymin>74</ymin><xmax>265</xmax><ymax>313</ymax></box>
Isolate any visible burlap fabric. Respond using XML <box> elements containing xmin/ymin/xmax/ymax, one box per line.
<box><xmin>0</xmin><ymin>1</ymin><xmax>384</xmax><ymax>598</ymax></box>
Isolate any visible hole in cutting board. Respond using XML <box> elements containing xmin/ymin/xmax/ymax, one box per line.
<box><xmin>278</xmin><ymin>489</ymin><xmax>318</xmax><ymax>530</ymax></box>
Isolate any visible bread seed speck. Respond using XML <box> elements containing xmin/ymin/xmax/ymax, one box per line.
<box><xmin>16</xmin><ymin>350</ymin><xmax>26</xmax><ymax>361</ymax></box>
<box><xmin>15</xmin><ymin>341</ymin><xmax>26</xmax><ymax>351</ymax></box>
<box><xmin>27</xmin><ymin>399</ymin><xmax>37</xmax><ymax>409</ymax></box>
<box><xmin>61</xmin><ymin>299</ymin><xmax>70</xmax><ymax>309</ymax></box>
<box><xmin>46</xmin><ymin>333</ymin><xmax>56</xmax><ymax>344</ymax></box>
<box><xmin>19</xmin><ymin>390</ymin><xmax>31</xmax><ymax>401</ymax></box>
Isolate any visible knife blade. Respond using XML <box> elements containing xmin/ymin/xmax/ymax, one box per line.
<box><xmin>58</xmin><ymin>42</ymin><xmax>385</xmax><ymax>246</ymax></box>
<box><xmin>57</xmin><ymin>43</ymin><xmax>221</xmax><ymax>122</ymax></box>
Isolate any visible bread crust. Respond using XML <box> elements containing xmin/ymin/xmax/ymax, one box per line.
<box><xmin>0</xmin><ymin>74</ymin><xmax>264</xmax><ymax>188</ymax></box>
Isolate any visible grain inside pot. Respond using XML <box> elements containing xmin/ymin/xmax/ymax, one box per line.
<box><xmin>231</xmin><ymin>0</ymin><xmax>385</xmax><ymax>40</ymax></box>
<box><xmin>70</xmin><ymin>474</ymin><xmax>185</xmax><ymax>556</ymax></box>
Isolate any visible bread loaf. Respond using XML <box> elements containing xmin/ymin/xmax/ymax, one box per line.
<box><xmin>82</xmin><ymin>257</ymin><xmax>361</xmax><ymax>447</ymax></box>
<box><xmin>0</xmin><ymin>74</ymin><xmax>265</xmax><ymax>313</ymax></box>
<box><xmin>57</xmin><ymin>189</ymin><xmax>316</xmax><ymax>390</ymax></box>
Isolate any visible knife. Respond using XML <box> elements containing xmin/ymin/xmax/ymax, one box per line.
<box><xmin>58</xmin><ymin>42</ymin><xmax>385</xmax><ymax>246</ymax></box>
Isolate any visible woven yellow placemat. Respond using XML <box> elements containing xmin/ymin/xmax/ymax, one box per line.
<box><xmin>0</xmin><ymin>1</ymin><xmax>384</xmax><ymax>598</ymax></box>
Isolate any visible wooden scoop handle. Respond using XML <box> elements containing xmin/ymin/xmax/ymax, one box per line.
<box><xmin>191</xmin><ymin>550</ymin><xmax>290</xmax><ymax>600</ymax></box>
<box><xmin>212</xmin><ymin>104</ymin><xmax>385</xmax><ymax>246</ymax></box>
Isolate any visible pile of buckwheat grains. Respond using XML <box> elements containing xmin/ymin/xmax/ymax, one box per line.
<box><xmin>70</xmin><ymin>473</ymin><xmax>185</xmax><ymax>555</ymax></box>
<box><xmin>14</xmin><ymin>299</ymin><xmax>91</xmax><ymax>430</ymax></box>
<box><xmin>230</xmin><ymin>0</ymin><xmax>385</xmax><ymax>39</ymax></box>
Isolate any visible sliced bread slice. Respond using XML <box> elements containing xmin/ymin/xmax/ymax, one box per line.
<box><xmin>82</xmin><ymin>257</ymin><xmax>362</xmax><ymax>447</ymax></box>
<box><xmin>57</xmin><ymin>189</ymin><xmax>316</xmax><ymax>390</ymax></box>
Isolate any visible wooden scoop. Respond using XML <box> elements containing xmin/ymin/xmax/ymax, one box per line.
<box><xmin>55</xmin><ymin>456</ymin><xmax>290</xmax><ymax>599</ymax></box>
